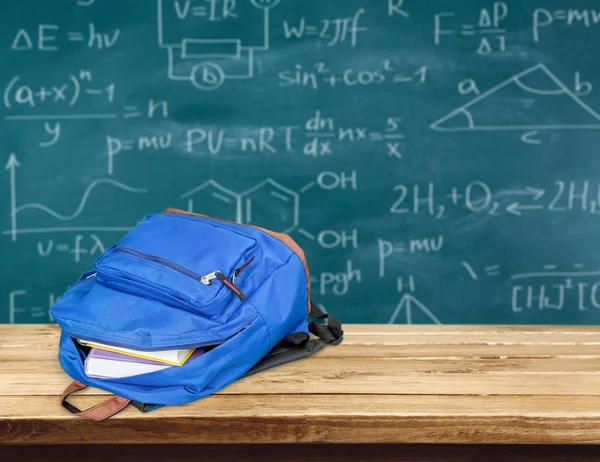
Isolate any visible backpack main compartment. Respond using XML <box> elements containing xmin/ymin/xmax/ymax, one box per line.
<box><xmin>51</xmin><ymin>211</ymin><xmax>309</xmax><ymax>406</ymax></box>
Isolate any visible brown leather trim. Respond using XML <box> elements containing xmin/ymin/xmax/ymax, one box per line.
<box><xmin>61</xmin><ymin>380</ymin><xmax>87</xmax><ymax>400</ymax></box>
<box><xmin>163</xmin><ymin>208</ymin><xmax>311</xmax><ymax>312</ymax></box>
<box><xmin>61</xmin><ymin>380</ymin><xmax>131</xmax><ymax>421</ymax></box>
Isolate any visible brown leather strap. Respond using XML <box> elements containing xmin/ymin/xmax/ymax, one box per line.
<box><xmin>61</xmin><ymin>381</ymin><xmax>131</xmax><ymax>421</ymax></box>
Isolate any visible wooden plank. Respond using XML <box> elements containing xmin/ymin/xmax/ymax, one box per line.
<box><xmin>7</xmin><ymin>343</ymin><xmax>600</xmax><ymax>360</ymax></box>
<box><xmin>5</xmin><ymin>325</ymin><xmax>600</xmax><ymax>345</ymax></box>
<box><xmin>5</xmin><ymin>339</ymin><xmax>600</xmax><ymax>361</ymax></box>
<box><xmin>315</xmin><ymin>343</ymin><xmax>600</xmax><ymax>358</ymax></box>
<box><xmin>4</xmin><ymin>394</ymin><xmax>600</xmax><ymax>419</ymax></box>
<box><xmin>6</xmin><ymin>324</ymin><xmax>600</xmax><ymax>344</ymax></box>
<box><xmin>9</xmin><ymin>323</ymin><xmax>600</xmax><ymax>336</ymax></box>
<box><xmin>3</xmin><ymin>395</ymin><xmax>600</xmax><ymax>444</ymax></box>
<box><xmin>6</xmin><ymin>356</ymin><xmax>600</xmax><ymax>374</ymax></box>
<box><xmin>5</xmin><ymin>347</ymin><xmax>600</xmax><ymax>364</ymax></box>
<box><xmin>5</xmin><ymin>358</ymin><xmax>600</xmax><ymax>396</ymax></box>
<box><xmin>341</xmin><ymin>324</ymin><xmax>600</xmax><ymax>333</ymax></box>
<box><xmin>6</xmin><ymin>372</ymin><xmax>600</xmax><ymax>396</ymax></box>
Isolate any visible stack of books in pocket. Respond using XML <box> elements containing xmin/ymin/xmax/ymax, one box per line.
<box><xmin>77</xmin><ymin>339</ymin><xmax>203</xmax><ymax>379</ymax></box>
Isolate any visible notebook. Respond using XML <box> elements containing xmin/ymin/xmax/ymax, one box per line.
<box><xmin>85</xmin><ymin>348</ymin><xmax>171</xmax><ymax>379</ymax></box>
<box><xmin>84</xmin><ymin>347</ymin><xmax>205</xmax><ymax>379</ymax></box>
<box><xmin>77</xmin><ymin>339</ymin><xmax>196</xmax><ymax>366</ymax></box>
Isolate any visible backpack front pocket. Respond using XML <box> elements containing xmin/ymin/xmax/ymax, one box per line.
<box><xmin>94</xmin><ymin>213</ymin><xmax>260</xmax><ymax>316</ymax></box>
<box><xmin>51</xmin><ymin>277</ymin><xmax>259</xmax><ymax>351</ymax></box>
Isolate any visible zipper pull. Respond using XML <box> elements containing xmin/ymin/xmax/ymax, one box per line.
<box><xmin>200</xmin><ymin>271</ymin><xmax>220</xmax><ymax>285</ymax></box>
<box><xmin>217</xmin><ymin>272</ymin><xmax>246</xmax><ymax>301</ymax></box>
<box><xmin>232</xmin><ymin>257</ymin><xmax>255</xmax><ymax>284</ymax></box>
<box><xmin>200</xmin><ymin>270</ymin><xmax>247</xmax><ymax>301</ymax></box>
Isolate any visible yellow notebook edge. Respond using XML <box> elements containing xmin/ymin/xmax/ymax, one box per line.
<box><xmin>77</xmin><ymin>340</ymin><xmax>195</xmax><ymax>366</ymax></box>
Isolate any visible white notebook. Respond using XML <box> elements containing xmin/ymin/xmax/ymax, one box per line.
<box><xmin>77</xmin><ymin>339</ymin><xmax>195</xmax><ymax>366</ymax></box>
<box><xmin>84</xmin><ymin>348</ymin><xmax>170</xmax><ymax>379</ymax></box>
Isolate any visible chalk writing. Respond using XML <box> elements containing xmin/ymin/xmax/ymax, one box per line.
<box><xmin>4</xmin><ymin>0</ymin><xmax>600</xmax><ymax>325</ymax></box>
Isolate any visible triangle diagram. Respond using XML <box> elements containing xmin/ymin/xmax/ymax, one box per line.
<box><xmin>430</xmin><ymin>63</ymin><xmax>600</xmax><ymax>132</ymax></box>
<box><xmin>388</xmin><ymin>294</ymin><xmax>441</xmax><ymax>325</ymax></box>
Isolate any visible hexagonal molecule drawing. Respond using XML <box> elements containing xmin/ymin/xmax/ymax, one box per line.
<box><xmin>180</xmin><ymin>180</ymin><xmax>241</xmax><ymax>223</ymax></box>
<box><xmin>240</xmin><ymin>179</ymin><xmax>299</xmax><ymax>233</ymax></box>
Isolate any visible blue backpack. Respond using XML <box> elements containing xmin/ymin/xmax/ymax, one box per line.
<box><xmin>50</xmin><ymin>209</ymin><xmax>343</xmax><ymax>420</ymax></box>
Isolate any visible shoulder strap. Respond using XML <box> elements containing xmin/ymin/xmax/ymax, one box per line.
<box><xmin>61</xmin><ymin>381</ymin><xmax>131</xmax><ymax>421</ymax></box>
<box><xmin>244</xmin><ymin>302</ymin><xmax>343</xmax><ymax>377</ymax></box>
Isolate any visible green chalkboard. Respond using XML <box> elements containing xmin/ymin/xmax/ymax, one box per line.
<box><xmin>3</xmin><ymin>0</ymin><xmax>600</xmax><ymax>324</ymax></box>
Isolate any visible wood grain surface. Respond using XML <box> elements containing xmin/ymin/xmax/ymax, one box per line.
<box><xmin>2</xmin><ymin>324</ymin><xmax>600</xmax><ymax>445</ymax></box>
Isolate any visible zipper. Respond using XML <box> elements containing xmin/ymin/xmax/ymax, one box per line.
<box><xmin>200</xmin><ymin>271</ymin><xmax>220</xmax><ymax>285</ymax></box>
<box><xmin>114</xmin><ymin>247</ymin><xmax>206</xmax><ymax>283</ymax></box>
<box><xmin>67</xmin><ymin>273</ymin><xmax>96</xmax><ymax>292</ymax></box>
<box><xmin>67</xmin><ymin>327</ymin><xmax>246</xmax><ymax>352</ymax></box>
<box><xmin>164</xmin><ymin>209</ymin><xmax>311</xmax><ymax>312</ymax></box>
<box><xmin>232</xmin><ymin>256</ymin><xmax>255</xmax><ymax>284</ymax></box>
<box><xmin>72</xmin><ymin>334</ymin><xmax>221</xmax><ymax>351</ymax></box>
<box><xmin>113</xmin><ymin>247</ymin><xmax>246</xmax><ymax>301</ymax></box>
<box><xmin>200</xmin><ymin>271</ymin><xmax>246</xmax><ymax>301</ymax></box>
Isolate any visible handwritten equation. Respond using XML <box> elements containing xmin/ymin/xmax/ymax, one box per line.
<box><xmin>3</xmin><ymin>0</ymin><xmax>600</xmax><ymax>324</ymax></box>
<box><xmin>389</xmin><ymin>180</ymin><xmax>600</xmax><ymax>219</ymax></box>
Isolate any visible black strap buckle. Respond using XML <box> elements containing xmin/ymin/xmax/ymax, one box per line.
<box><xmin>308</xmin><ymin>302</ymin><xmax>344</xmax><ymax>345</ymax></box>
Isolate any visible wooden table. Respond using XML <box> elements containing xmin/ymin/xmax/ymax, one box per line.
<box><xmin>2</xmin><ymin>324</ymin><xmax>600</xmax><ymax>461</ymax></box>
